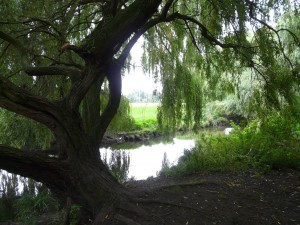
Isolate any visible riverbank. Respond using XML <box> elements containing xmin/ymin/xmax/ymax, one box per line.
<box><xmin>101</xmin><ymin>131</ymin><xmax>164</xmax><ymax>147</ymax></box>
<box><xmin>123</xmin><ymin>169</ymin><xmax>300</xmax><ymax>225</ymax></box>
<box><xmin>1</xmin><ymin>169</ymin><xmax>298</xmax><ymax>224</ymax></box>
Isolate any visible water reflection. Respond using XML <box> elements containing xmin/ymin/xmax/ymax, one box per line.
<box><xmin>0</xmin><ymin>170</ymin><xmax>43</xmax><ymax>197</ymax></box>
<box><xmin>0</xmin><ymin>139</ymin><xmax>195</xmax><ymax>192</ymax></box>
<box><xmin>100</xmin><ymin>138</ymin><xmax>195</xmax><ymax>180</ymax></box>
<box><xmin>102</xmin><ymin>151</ymin><xmax>130</xmax><ymax>183</ymax></box>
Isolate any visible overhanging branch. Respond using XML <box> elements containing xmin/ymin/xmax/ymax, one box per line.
<box><xmin>248</xmin><ymin>13</ymin><xmax>295</xmax><ymax>69</ymax></box>
<box><xmin>172</xmin><ymin>13</ymin><xmax>241</xmax><ymax>49</ymax></box>
<box><xmin>25</xmin><ymin>65</ymin><xmax>82</xmax><ymax>78</ymax></box>
<box><xmin>0</xmin><ymin>31</ymin><xmax>28</xmax><ymax>54</ymax></box>
<box><xmin>0</xmin><ymin>144</ymin><xmax>66</xmax><ymax>183</ymax></box>
<box><xmin>245</xmin><ymin>0</ymin><xmax>298</xmax><ymax>69</ymax></box>
<box><xmin>150</xmin><ymin>12</ymin><xmax>259</xmax><ymax>65</ymax></box>
<box><xmin>0</xmin><ymin>76</ymin><xmax>61</xmax><ymax>130</ymax></box>
<box><xmin>79</xmin><ymin>0</ymin><xmax>103</xmax><ymax>4</ymax></box>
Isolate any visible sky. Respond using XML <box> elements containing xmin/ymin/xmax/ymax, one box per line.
<box><xmin>122</xmin><ymin>39</ymin><xmax>160</xmax><ymax>95</ymax></box>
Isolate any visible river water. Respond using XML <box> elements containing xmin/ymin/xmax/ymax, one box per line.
<box><xmin>100</xmin><ymin>138</ymin><xmax>195</xmax><ymax>180</ymax></box>
<box><xmin>0</xmin><ymin>138</ymin><xmax>195</xmax><ymax>196</ymax></box>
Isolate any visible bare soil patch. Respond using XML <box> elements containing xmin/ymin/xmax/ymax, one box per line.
<box><xmin>121</xmin><ymin>169</ymin><xmax>300</xmax><ymax>225</ymax></box>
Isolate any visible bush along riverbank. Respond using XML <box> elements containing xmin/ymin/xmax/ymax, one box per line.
<box><xmin>160</xmin><ymin>113</ymin><xmax>300</xmax><ymax>176</ymax></box>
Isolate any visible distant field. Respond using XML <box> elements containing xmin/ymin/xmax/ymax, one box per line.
<box><xmin>130</xmin><ymin>103</ymin><xmax>158</xmax><ymax>120</ymax></box>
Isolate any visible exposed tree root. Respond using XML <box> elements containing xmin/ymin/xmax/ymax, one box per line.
<box><xmin>140</xmin><ymin>179</ymin><xmax>221</xmax><ymax>192</ymax></box>
<box><xmin>118</xmin><ymin>200</ymin><xmax>147</xmax><ymax>217</ymax></box>
<box><xmin>91</xmin><ymin>198</ymin><xmax>152</xmax><ymax>225</ymax></box>
<box><xmin>90</xmin><ymin>192</ymin><xmax>203</xmax><ymax>225</ymax></box>
<box><xmin>162</xmin><ymin>180</ymin><xmax>220</xmax><ymax>189</ymax></box>
<box><xmin>114</xmin><ymin>214</ymin><xmax>141</xmax><ymax>225</ymax></box>
<box><xmin>132</xmin><ymin>198</ymin><xmax>201</xmax><ymax>212</ymax></box>
<box><xmin>92</xmin><ymin>204</ymin><xmax>115</xmax><ymax>225</ymax></box>
<box><xmin>63</xmin><ymin>197</ymin><xmax>72</xmax><ymax>225</ymax></box>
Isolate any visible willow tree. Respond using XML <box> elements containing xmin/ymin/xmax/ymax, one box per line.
<box><xmin>0</xmin><ymin>0</ymin><xmax>299</xmax><ymax>224</ymax></box>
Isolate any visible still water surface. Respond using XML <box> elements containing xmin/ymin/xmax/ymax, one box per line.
<box><xmin>100</xmin><ymin>138</ymin><xmax>195</xmax><ymax>180</ymax></box>
<box><xmin>0</xmin><ymin>138</ymin><xmax>195</xmax><ymax>196</ymax></box>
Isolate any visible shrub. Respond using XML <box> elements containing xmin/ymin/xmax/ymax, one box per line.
<box><xmin>15</xmin><ymin>191</ymin><xmax>59</xmax><ymax>225</ymax></box>
<box><xmin>161</xmin><ymin>114</ymin><xmax>300</xmax><ymax>176</ymax></box>
<box><xmin>133</xmin><ymin>118</ymin><xmax>157</xmax><ymax>131</ymax></box>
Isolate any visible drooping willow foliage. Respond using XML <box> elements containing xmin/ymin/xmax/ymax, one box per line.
<box><xmin>142</xmin><ymin>0</ymin><xmax>300</xmax><ymax>131</ymax></box>
<box><xmin>0</xmin><ymin>0</ymin><xmax>300</xmax><ymax>138</ymax></box>
<box><xmin>0</xmin><ymin>0</ymin><xmax>135</xmax><ymax>146</ymax></box>
<box><xmin>1</xmin><ymin>1</ymin><xmax>300</xmax><ymax>222</ymax></box>
<box><xmin>0</xmin><ymin>109</ymin><xmax>53</xmax><ymax>149</ymax></box>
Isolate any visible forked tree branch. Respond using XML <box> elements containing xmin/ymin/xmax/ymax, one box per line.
<box><xmin>97</xmin><ymin>62</ymin><xmax>122</xmax><ymax>144</ymax></box>
<box><xmin>24</xmin><ymin>16</ymin><xmax>64</xmax><ymax>40</ymax></box>
<box><xmin>66</xmin><ymin>65</ymin><xmax>105</xmax><ymax>110</ymax></box>
<box><xmin>161</xmin><ymin>0</ymin><xmax>177</xmax><ymax>17</ymax></box>
<box><xmin>117</xmin><ymin>0</ymin><xmax>178</xmax><ymax>65</ymax></box>
<box><xmin>86</xmin><ymin>0</ymin><xmax>162</xmax><ymax>58</ymax></box>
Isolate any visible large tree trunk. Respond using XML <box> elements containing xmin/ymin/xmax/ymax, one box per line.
<box><xmin>51</xmin><ymin>152</ymin><xmax>132</xmax><ymax>224</ymax></box>
<box><xmin>0</xmin><ymin>62</ymin><xmax>142</xmax><ymax>224</ymax></box>
<box><xmin>45</xmin><ymin>65</ymin><xmax>134</xmax><ymax>223</ymax></box>
<box><xmin>0</xmin><ymin>112</ymin><xmax>138</xmax><ymax>224</ymax></box>
<box><xmin>0</xmin><ymin>1</ymin><xmax>165</xmax><ymax>224</ymax></box>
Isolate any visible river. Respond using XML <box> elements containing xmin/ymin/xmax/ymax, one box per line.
<box><xmin>100</xmin><ymin>138</ymin><xmax>195</xmax><ymax>180</ymax></box>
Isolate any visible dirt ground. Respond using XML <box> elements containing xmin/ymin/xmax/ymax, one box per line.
<box><xmin>1</xmin><ymin>170</ymin><xmax>299</xmax><ymax>225</ymax></box>
<box><xmin>121</xmin><ymin>169</ymin><xmax>300</xmax><ymax>225</ymax></box>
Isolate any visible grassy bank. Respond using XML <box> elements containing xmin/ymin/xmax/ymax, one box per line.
<box><xmin>130</xmin><ymin>103</ymin><xmax>158</xmax><ymax>131</ymax></box>
<box><xmin>160</xmin><ymin>114</ymin><xmax>300</xmax><ymax>176</ymax></box>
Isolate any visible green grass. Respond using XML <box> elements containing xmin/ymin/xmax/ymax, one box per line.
<box><xmin>130</xmin><ymin>103</ymin><xmax>158</xmax><ymax>120</ymax></box>
<box><xmin>130</xmin><ymin>103</ymin><xmax>158</xmax><ymax>131</ymax></box>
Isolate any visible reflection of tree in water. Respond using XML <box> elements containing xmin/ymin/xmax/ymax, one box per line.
<box><xmin>0</xmin><ymin>171</ymin><xmax>19</xmax><ymax>198</ymax></box>
<box><xmin>157</xmin><ymin>152</ymin><xmax>170</xmax><ymax>177</ymax></box>
<box><xmin>102</xmin><ymin>151</ymin><xmax>130</xmax><ymax>183</ymax></box>
<box><xmin>0</xmin><ymin>170</ymin><xmax>18</xmax><ymax>219</ymax></box>
<box><xmin>0</xmin><ymin>170</ymin><xmax>47</xmax><ymax>197</ymax></box>
<box><xmin>0</xmin><ymin>170</ymin><xmax>56</xmax><ymax>221</ymax></box>
<box><xmin>161</xmin><ymin>152</ymin><xmax>170</xmax><ymax>171</ymax></box>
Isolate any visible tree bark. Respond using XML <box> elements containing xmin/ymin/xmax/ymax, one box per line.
<box><xmin>0</xmin><ymin>1</ymin><xmax>165</xmax><ymax>224</ymax></box>
<box><xmin>0</xmin><ymin>62</ymin><xmax>138</xmax><ymax>223</ymax></box>
<box><xmin>0</xmin><ymin>138</ymin><xmax>134</xmax><ymax>223</ymax></box>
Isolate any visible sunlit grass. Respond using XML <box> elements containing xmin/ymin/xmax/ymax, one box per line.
<box><xmin>130</xmin><ymin>103</ymin><xmax>158</xmax><ymax>120</ymax></box>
